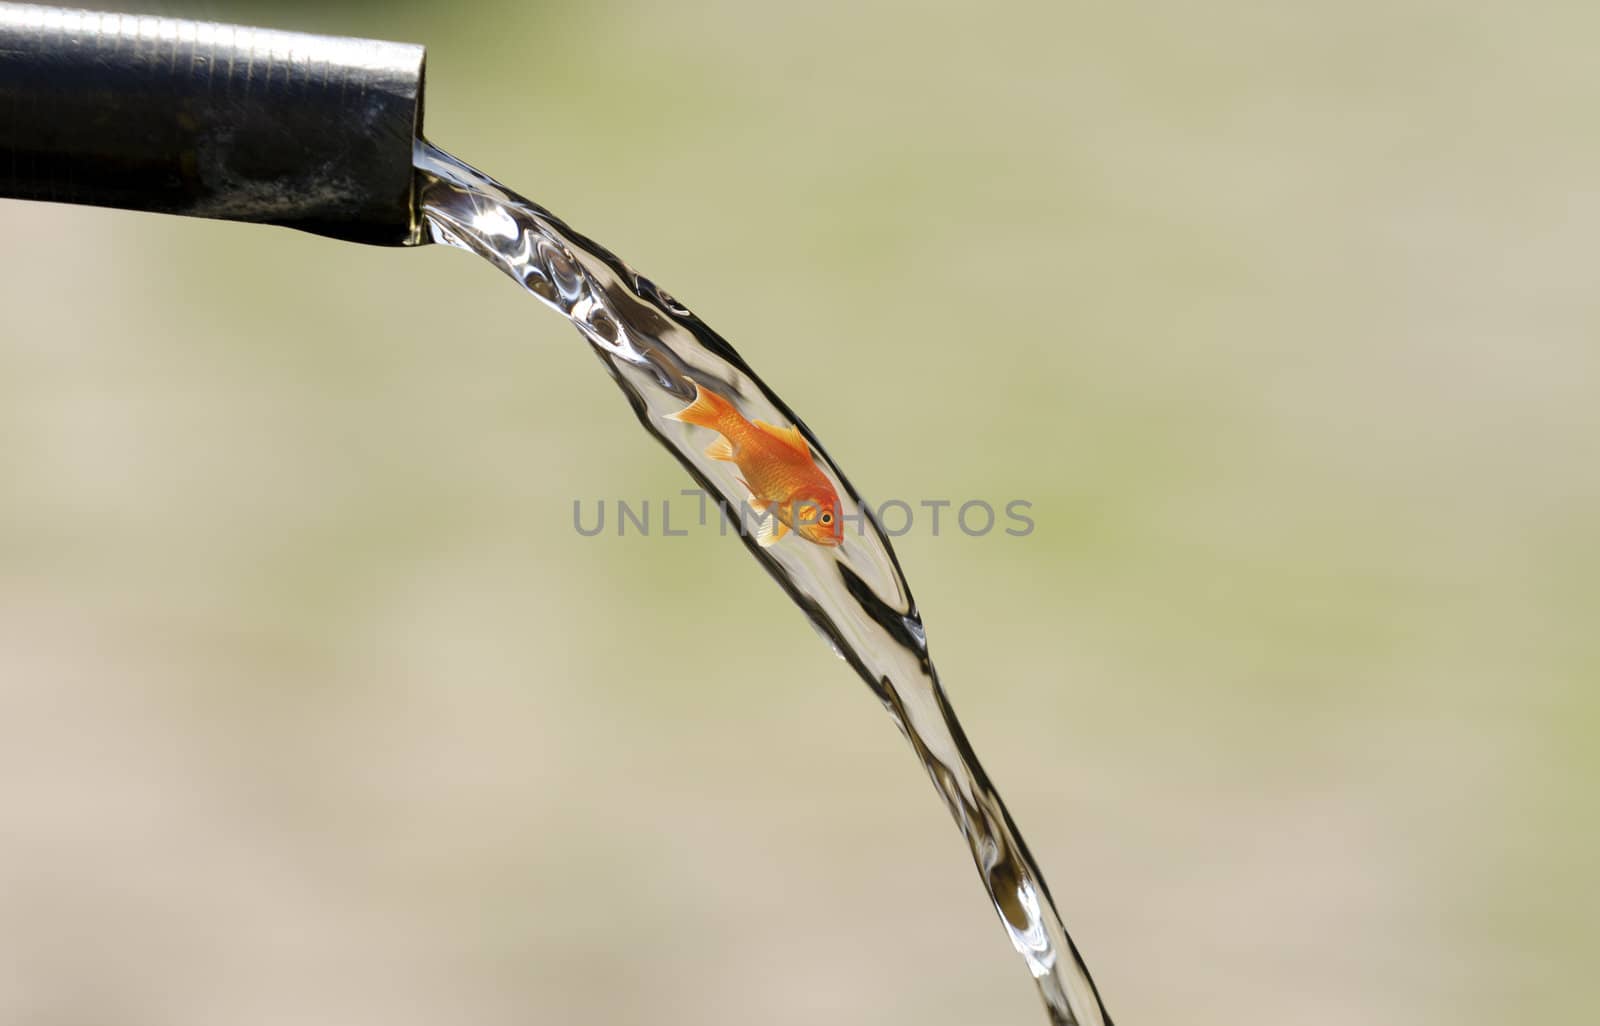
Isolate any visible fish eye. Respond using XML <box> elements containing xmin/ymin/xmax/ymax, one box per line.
<box><xmin>820</xmin><ymin>512</ymin><xmax>833</xmax><ymax>525</ymax></box>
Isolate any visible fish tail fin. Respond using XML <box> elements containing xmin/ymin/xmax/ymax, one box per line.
<box><xmin>666</xmin><ymin>381</ymin><xmax>735</xmax><ymax>432</ymax></box>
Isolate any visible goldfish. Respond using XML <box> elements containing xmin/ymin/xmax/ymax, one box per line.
<box><xmin>667</xmin><ymin>382</ymin><xmax>843</xmax><ymax>548</ymax></box>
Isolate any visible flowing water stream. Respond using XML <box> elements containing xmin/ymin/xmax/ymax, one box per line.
<box><xmin>414</xmin><ymin>140</ymin><xmax>1111</xmax><ymax>1026</ymax></box>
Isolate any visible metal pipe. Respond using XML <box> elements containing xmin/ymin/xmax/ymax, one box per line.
<box><xmin>0</xmin><ymin>3</ymin><xmax>426</xmax><ymax>245</ymax></box>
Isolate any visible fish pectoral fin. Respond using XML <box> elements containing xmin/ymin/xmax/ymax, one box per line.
<box><xmin>704</xmin><ymin>436</ymin><xmax>737</xmax><ymax>462</ymax></box>
<box><xmin>749</xmin><ymin>500</ymin><xmax>789</xmax><ymax>548</ymax></box>
<box><xmin>753</xmin><ymin>519</ymin><xmax>788</xmax><ymax>548</ymax></box>
<box><xmin>751</xmin><ymin>419</ymin><xmax>810</xmax><ymax>457</ymax></box>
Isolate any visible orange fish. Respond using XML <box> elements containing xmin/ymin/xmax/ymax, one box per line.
<box><xmin>667</xmin><ymin>382</ymin><xmax>843</xmax><ymax>548</ymax></box>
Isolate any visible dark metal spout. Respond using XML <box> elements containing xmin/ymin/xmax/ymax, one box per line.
<box><xmin>0</xmin><ymin>3</ymin><xmax>426</xmax><ymax>245</ymax></box>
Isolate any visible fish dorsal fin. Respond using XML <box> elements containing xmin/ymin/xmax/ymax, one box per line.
<box><xmin>752</xmin><ymin>419</ymin><xmax>809</xmax><ymax>456</ymax></box>
<box><xmin>704</xmin><ymin>436</ymin><xmax>737</xmax><ymax>462</ymax></box>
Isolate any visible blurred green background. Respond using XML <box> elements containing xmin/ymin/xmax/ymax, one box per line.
<box><xmin>2</xmin><ymin>1</ymin><xmax>1597</xmax><ymax>1023</ymax></box>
